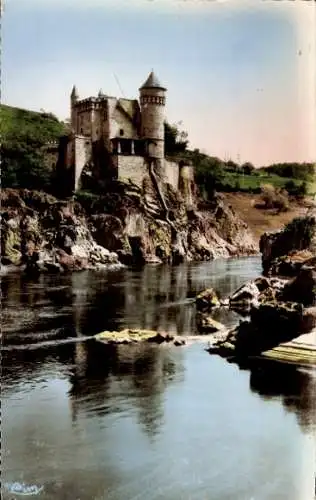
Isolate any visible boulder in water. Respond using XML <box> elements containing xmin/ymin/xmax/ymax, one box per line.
<box><xmin>196</xmin><ymin>288</ymin><xmax>220</xmax><ymax>311</ymax></box>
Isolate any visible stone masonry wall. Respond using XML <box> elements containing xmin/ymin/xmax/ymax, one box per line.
<box><xmin>115</xmin><ymin>155</ymin><xmax>149</xmax><ymax>188</ymax></box>
<box><xmin>112</xmin><ymin>106</ymin><xmax>138</xmax><ymax>139</ymax></box>
<box><xmin>74</xmin><ymin>136</ymin><xmax>92</xmax><ymax>190</ymax></box>
<box><xmin>179</xmin><ymin>165</ymin><xmax>195</xmax><ymax>208</ymax></box>
<box><xmin>164</xmin><ymin>160</ymin><xmax>179</xmax><ymax>191</ymax></box>
<box><xmin>76</xmin><ymin>110</ymin><xmax>92</xmax><ymax>136</ymax></box>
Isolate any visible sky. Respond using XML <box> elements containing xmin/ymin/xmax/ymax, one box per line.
<box><xmin>2</xmin><ymin>0</ymin><xmax>316</xmax><ymax>166</ymax></box>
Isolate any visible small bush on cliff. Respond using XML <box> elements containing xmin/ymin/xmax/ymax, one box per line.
<box><xmin>74</xmin><ymin>190</ymin><xmax>102</xmax><ymax>212</ymax></box>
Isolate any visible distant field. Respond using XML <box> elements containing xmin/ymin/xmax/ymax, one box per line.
<box><xmin>219</xmin><ymin>171</ymin><xmax>305</xmax><ymax>193</ymax></box>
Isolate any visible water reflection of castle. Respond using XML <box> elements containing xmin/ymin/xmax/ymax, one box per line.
<box><xmin>70</xmin><ymin>262</ymin><xmax>251</xmax><ymax>338</ymax></box>
<box><xmin>2</xmin><ymin>263</ymin><xmax>316</xmax><ymax>440</ymax></box>
<box><xmin>2</xmin><ymin>259</ymin><xmax>259</xmax><ymax>340</ymax></box>
<box><xmin>70</xmin><ymin>340</ymin><xmax>184</xmax><ymax>439</ymax></box>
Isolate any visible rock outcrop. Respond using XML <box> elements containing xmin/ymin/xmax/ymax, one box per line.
<box><xmin>260</xmin><ymin>209</ymin><xmax>316</xmax><ymax>276</ymax></box>
<box><xmin>1</xmin><ymin>178</ymin><xmax>257</xmax><ymax>272</ymax></box>
<box><xmin>201</xmin><ymin>211</ymin><xmax>316</xmax><ymax>359</ymax></box>
<box><xmin>85</xmin><ymin>179</ymin><xmax>257</xmax><ymax>265</ymax></box>
<box><xmin>1</xmin><ymin>189</ymin><xmax>120</xmax><ymax>273</ymax></box>
<box><xmin>196</xmin><ymin>288</ymin><xmax>220</xmax><ymax>311</ymax></box>
<box><xmin>95</xmin><ymin>328</ymin><xmax>186</xmax><ymax>346</ymax></box>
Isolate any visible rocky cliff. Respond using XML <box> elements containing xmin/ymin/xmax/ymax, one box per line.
<box><xmin>203</xmin><ymin>210</ymin><xmax>316</xmax><ymax>358</ymax></box>
<box><xmin>1</xmin><ymin>179</ymin><xmax>257</xmax><ymax>273</ymax></box>
<box><xmin>259</xmin><ymin>207</ymin><xmax>316</xmax><ymax>276</ymax></box>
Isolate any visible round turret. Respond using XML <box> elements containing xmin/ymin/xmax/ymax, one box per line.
<box><xmin>139</xmin><ymin>71</ymin><xmax>166</xmax><ymax>159</ymax></box>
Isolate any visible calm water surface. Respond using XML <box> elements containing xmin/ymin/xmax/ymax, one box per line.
<box><xmin>2</xmin><ymin>257</ymin><xmax>316</xmax><ymax>500</ymax></box>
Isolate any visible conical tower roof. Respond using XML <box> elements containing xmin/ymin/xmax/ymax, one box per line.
<box><xmin>71</xmin><ymin>85</ymin><xmax>79</xmax><ymax>98</ymax></box>
<box><xmin>139</xmin><ymin>71</ymin><xmax>166</xmax><ymax>91</ymax></box>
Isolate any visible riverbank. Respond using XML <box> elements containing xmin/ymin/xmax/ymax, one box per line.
<box><xmin>1</xmin><ymin>187</ymin><xmax>257</xmax><ymax>273</ymax></box>
<box><xmin>200</xmin><ymin>208</ymin><xmax>316</xmax><ymax>366</ymax></box>
<box><xmin>222</xmin><ymin>192</ymin><xmax>312</xmax><ymax>246</ymax></box>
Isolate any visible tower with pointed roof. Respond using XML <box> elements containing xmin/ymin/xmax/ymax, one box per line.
<box><xmin>70</xmin><ymin>85</ymin><xmax>79</xmax><ymax>134</ymax></box>
<box><xmin>64</xmin><ymin>71</ymin><xmax>195</xmax><ymax>203</ymax></box>
<box><xmin>139</xmin><ymin>71</ymin><xmax>166</xmax><ymax>161</ymax></box>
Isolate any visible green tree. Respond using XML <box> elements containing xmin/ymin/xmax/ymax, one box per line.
<box><xmin>241</xmin><ymin>162</ymin><xmax>255</xmax><ymax>175</ymax></box>
<box><xmin>193</xmin><ymin>154</ymin><xmax>225</xmax><ymax>199</ymax></box>
<box><xmin>0</xmin><ymin>105</ymin><xmax>66</xmax><ymax>190</ymax></box>
<box><xmin>164</xmin><ymin>121</ymin><xmax>189</xmax><ymax>156</ymax></box>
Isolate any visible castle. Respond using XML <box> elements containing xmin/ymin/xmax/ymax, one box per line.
<box><xmin>65</xmin><ymin>71</ymin><xmax>194</xmax><ymax>205</ymax></box>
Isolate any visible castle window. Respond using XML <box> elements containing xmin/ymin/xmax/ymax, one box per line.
<box><xmin>120</xmin><ymin>129</ymin><xmax>124</xmax><ymax>136</ymax></box>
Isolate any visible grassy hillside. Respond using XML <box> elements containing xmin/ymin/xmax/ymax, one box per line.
<box><xmin>0</xmin><ymin>104</ymin><xmax>66</xmax><ymax>140</ymax></box>
<box><xmin>0</xmin><ymin>104</ymin><xmax>67</xmax><ymax>190</ymax></box>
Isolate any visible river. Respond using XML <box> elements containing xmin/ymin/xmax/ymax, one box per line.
<box><xmin>2</xmin><ymin>257</ymin><xmax>316</xmax><ymax>500</ymax></box>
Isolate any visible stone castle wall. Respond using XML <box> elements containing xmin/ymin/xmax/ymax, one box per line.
<box><xmin>73</xmin><ymin>98</ymin><xmax>140</xmax><ymax>144</ymax></box>
<box><xmin>164</xmin><ymin>160</ymin><xmax>179</xmax><ymax>191</ymax></box>
<box><xmin>179</xmin><ymin>165</ymin><xmax>195</xmax><ymax>208</ymax></box>
<box><xmin>77</xmin><ymin>109</ymin><xmax>92</xmax><ymax>136</ymax></box>
<box><xmin>114</xmin><ymin>155</ymin><xmax>148</xmax><ymax>187</ymax></box>
<box><xmin>112</xmin><ymin>105</ymin><xmax>138</xmax><ymax>140</ymax></box>
<box><xmin>74</xmin><ymin>136</ymin><xmax>92</xmax><ymax>190</ymax></box>
<box><xmin>68</xmin><ymin>76</ymin><xmax>195</xmax><ymax>200</ymax></box>
<box><xmin>114</xmin><ymin>156</ymin><xmax>194</xmax><ymax>203</ymax></box>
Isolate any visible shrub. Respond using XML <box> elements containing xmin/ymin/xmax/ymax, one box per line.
<box><xmin>284</xmin><ymin>216</ymin><xmax>315</xmax><ymax>248</ymax></box>
<box><xmin>260</xmin><ymin>184</ymin><xmax>289</xmax><ymax>211</ymax></box>
<box><xmin>285</xmin><ymin>180</ymin><xmax>307</xmax><ymax>197</ymax></box>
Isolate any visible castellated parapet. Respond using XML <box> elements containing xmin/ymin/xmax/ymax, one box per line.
<box><xmin>64</xmin><ymin>71</ymin><xmax>194</xmax><ymax>207</ymax></box>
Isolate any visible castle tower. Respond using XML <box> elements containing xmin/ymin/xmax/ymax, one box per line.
<box><xmin>70</xmin><ymin>85</ymin><xmax>79</xmax><ymax>134</ymax></box>
<box><xmin>139</xmin><ymin>71</ymin><xmax>166</xmax><ymax>160</ymax></box>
